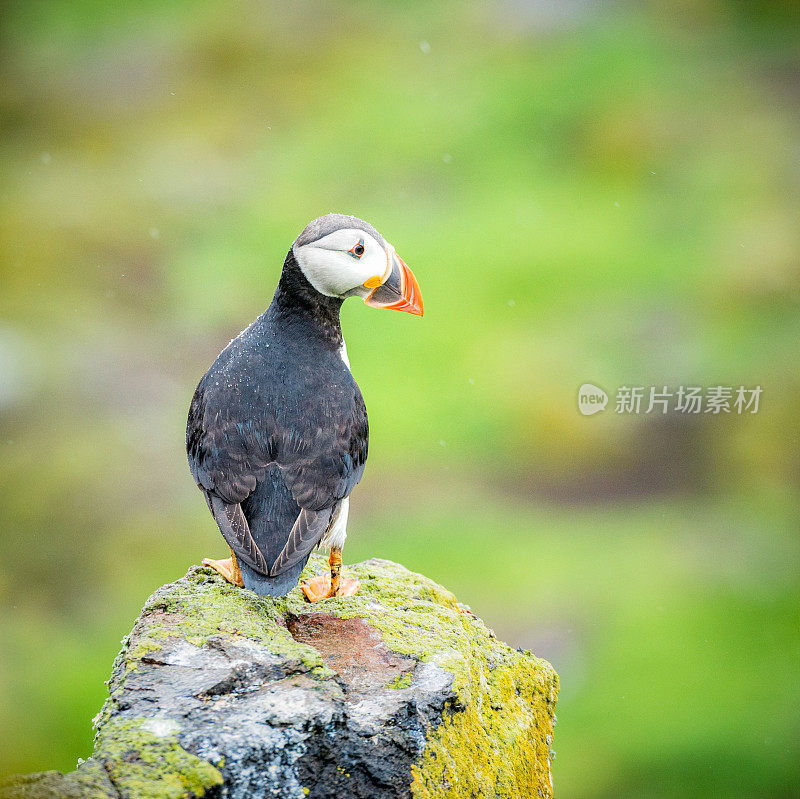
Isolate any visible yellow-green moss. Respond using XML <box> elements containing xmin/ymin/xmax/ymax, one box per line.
<box><xmin>386</xmin><ymin>672</ymin><xmax>413</xmax><ymax>689</ymax></box>
<box><xmin>409</xmin><ymin>660</ymin><xmax>558</xmax><ymax>798</ymax></box>
<box><xmin>125</xmin><ymin>567</ymin><xmax>331</xmax><ymax>676</ymax></box>
<box><xmin>94</xmin><ymin>719</ymin><xmax>223</xmax><ymax>798</ymax></box>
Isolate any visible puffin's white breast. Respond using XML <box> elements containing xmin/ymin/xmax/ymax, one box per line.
<box><xmin>339</xmin><ymin>339</ymin><xmax>351</xmax><ymax>370</ymax></box>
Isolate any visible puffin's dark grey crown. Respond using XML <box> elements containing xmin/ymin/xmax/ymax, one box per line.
<box><xmin>294</xmin><ymin>213</ymin><xmax>387</xmax><ymax>250</ymax></box>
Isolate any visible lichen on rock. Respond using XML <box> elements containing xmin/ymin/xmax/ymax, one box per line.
<box><xmin>1</xmin><ymin>555</ymin><xmax>558</xmax><ymax>799</ymax></box>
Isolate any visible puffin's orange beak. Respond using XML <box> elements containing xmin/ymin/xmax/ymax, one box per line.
<box><xmin>364</xmin><ymin>252</ymin><xmax>423</xmax><ymax>316</ymax></box>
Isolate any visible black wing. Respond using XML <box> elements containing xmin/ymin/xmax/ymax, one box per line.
<box><xmin>202</xmin><ymin>489</ymin><xmax>268</xmax><ymax>573</ymax></box>
<box><xmin>268</xmin><ymin>506</ymin><xmax>333</xmax><ymax>576</ymax></box>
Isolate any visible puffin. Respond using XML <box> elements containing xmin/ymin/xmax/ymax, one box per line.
<box><xmin>186</xmin><ymin>214</ymin><xmax>423</xmax><ymax>601</ymax></box>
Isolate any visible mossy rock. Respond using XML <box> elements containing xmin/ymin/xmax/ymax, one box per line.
<box><xmin>1</xmin><ymin>556</ymin><xmax>558</xmax><ymax>799</ymax></box>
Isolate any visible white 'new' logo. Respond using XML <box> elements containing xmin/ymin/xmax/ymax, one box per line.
<box><xmin>578</xmin><ymin>384</ymin><xmax>608</xmax><ymax>416</ymax></box>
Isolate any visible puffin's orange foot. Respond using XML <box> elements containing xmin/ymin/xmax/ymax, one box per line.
<box><xmin>202</xmin><ymin>556</ymin><xmax>244</xmax><ymax>587</ymax></box>
<box><xmin>300</xmin><ymin>575</ymin><xmax>360</xmax><ymax>603</ymax></box>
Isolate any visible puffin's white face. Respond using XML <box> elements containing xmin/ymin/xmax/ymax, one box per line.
<box><xmin>292</xmin><ymin>228</ymin><xmax>391</xmax><ymax>298</ymax></box>
<box><xmin>291</xmin><ymin>217</ymin><xmax>423</xmax><ymax>315</ymax></box>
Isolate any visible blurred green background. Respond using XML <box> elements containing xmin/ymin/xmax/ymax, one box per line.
<box><xmin>1</xmin><ymin>1</ymin><xmax>799</xmax><ymax>796</ymax></box>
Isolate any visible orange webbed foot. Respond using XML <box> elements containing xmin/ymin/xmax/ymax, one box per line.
<box><xmin>301</xmin><ymin>574</ymin><xmax>360</xmax><ymax>603</ymax></box>
<box><xmin>202</xmin><ymin>555</ymin><xmax>244</xmax><ymax>587</ymax></box>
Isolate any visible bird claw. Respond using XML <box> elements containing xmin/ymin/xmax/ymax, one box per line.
<box><xmin>202</xmin><ymin>556</ymin><xmax>244</xmax><ymax>587</ymax></box>
<box><xmin>301</xmin><ymin>575</ymin><xmax>360</xmax><ymax>602</ymax></box>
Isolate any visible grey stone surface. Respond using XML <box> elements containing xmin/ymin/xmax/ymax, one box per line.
<box><xmin>0</xmin><ymin>556</ymin><xmax>559</xmax><ymax>798</ymax></box>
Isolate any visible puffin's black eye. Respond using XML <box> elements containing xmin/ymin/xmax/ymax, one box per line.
<box><xmin>349</xmin><ymin>240</ymin><xmax>365</xmax><ymax>259</ymax></box>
